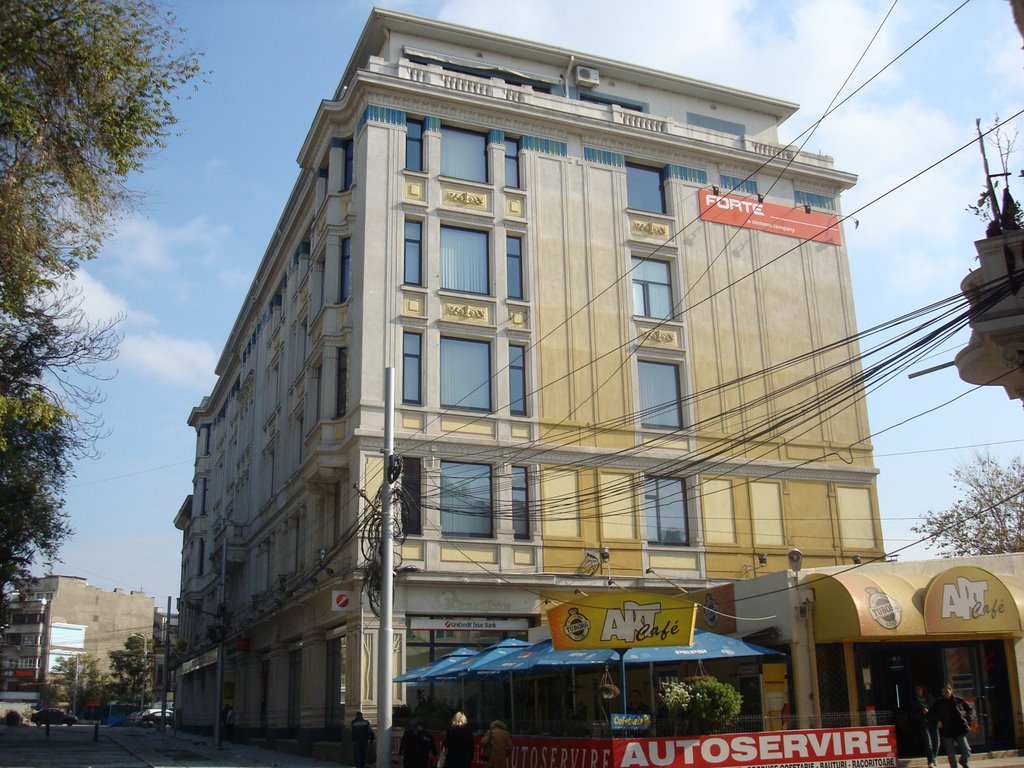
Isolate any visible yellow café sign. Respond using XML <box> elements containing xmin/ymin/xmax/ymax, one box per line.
<box><xmin>546</xmin><ymin>591</ymin><xmax>697</xmax><ymax>650</ymax></box>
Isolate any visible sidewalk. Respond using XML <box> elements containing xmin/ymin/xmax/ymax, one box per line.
<box><xmin>0</xmin><ymin>721</ymin><xmax>352</xmax><ymax>767</ymax></box>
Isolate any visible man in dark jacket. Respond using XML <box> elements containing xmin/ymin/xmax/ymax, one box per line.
<box><xmin>927</xmin><ymin>683</ymin><xmax>974</xmax><ymax>768</ymax></box>
<box><xmin>352</xmin><ymin>711</ymin><xmax>375</xmax><ymax>768</ymax></box>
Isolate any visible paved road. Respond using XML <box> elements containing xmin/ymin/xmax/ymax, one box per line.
<box><xmin>0</xmin><ymin>723</ymin><xmax>346</xmax><ymax>768</ymax></box>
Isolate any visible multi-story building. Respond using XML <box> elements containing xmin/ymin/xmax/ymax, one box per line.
<box><xmin>0</xmin><ymin>575</ymin><xmax>160</xmax><ymax>710</ymax></box>
<box><xmin>175</xmin><ymin>8</ymin><xmax>880</xmax><ymax>754</ymax></box>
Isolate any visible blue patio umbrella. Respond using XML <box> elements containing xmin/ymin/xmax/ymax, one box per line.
<box><xmin>475</xmin><ymin>639</ymin><xmax>618</xmax><ymax>673</ymax></box>
<box><xmin>622</xmin><ymin>630</ymin><xmax>782</xmax><ymax>663</ymax></box>
<box><xmin>427</xmin><ymin>638</ymin><xmax>532</xmax><ymax>681</ymax></box>
<box><xmin>394</xmin><ymin>647</ymin><xmax>479</xmax><ymax>683</ymax></box>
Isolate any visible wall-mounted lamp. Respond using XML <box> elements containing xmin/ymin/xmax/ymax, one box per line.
<box><xmin>598</xmin><ymin>547</ymin><xmax>610</xmax><ymax>562</ymax></box>
<box><xmin>757</xmin><ymin>553</ymin><xmax>768</xmax><ymax>567</ymax></box>
<box><xmin>712</xmin><ymin>185</ymin><xmax>720</xmax><ymax>196</ymax></box>
<box><xmin>574</xmin><ymin>589</ymin><xmax>589</xmax><ymax>596</ymax></box>
<box><xmin>852</xmin><ymin>555</ymin><xmax>862</xmax><ymax>565</ymax></box>
<box><xmin>803</xmin><ymin>203</ymin><xmax>812</xmax><ymax>214</ymax></box>
<box><xmin>645</xmin><ymin>567</ymin><xmax>655</xmax><ymax>574</ymax></box>
<box><xmin>756</xmin><ymin>194</ymin><xmax>764</xmax><ymax>203</ymax></box>
<box><xmin>324</xmin><ymin>567</ymin><xmax>335</xmax><ymax>576</ymax></box>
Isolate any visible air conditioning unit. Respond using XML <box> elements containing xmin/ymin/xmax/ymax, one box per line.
<box><xmin>575</xmin><ymin>66</ymin><xmax>600</xmax><ymax>88</ymax></box>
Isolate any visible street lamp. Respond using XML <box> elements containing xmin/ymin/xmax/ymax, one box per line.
<box><xmin>128</xmin><ymin>633</ymin><xmax>149</xmax><ymax>712</ymax></box>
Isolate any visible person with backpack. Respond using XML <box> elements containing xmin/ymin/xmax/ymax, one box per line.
<box><xmin>480</xmin><ymin>720</ymin><xmax>512</xmax><ymax>768</ymax></box>
<box><xmin>927</xmin><ymin>682</ymin><xmax>974</xmax><ymax>768</ymax></box>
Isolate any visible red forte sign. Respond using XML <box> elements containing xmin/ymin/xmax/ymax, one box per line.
<box><xmin>699</xmin><ymin>191</ymin><xmax>842</xmax><ymax>247</ymax></box>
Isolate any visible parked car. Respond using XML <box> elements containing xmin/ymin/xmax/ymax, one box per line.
<box><xmin>31</xmin><ymin>709</ymin><xmax>78</xmax><ymax>726</ymax></box>
<box><xmin>139</xmin><ymin>708</ymin><xmax>173</xmax><ymax>726</ymax></box>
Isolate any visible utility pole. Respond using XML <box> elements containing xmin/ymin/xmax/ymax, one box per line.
<box><xmin>160</xmin><ymin>596</ymin><xmax>171</xmax><ymax>732</ymax></box>
<box><xmin>376</xmin><ymin>368</ymin><xmax>395</xmax><ymax>768</ymax></box>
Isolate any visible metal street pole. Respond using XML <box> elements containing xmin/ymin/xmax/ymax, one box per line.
<box><xmin>160</xmin><ymin>596</ymin><xmax>171</xmax><ymax>732</ymax></box>
<box><xmin>376</xmin><ymin>368</ymin><xmax>395</xmax><ymax>768</ymax></box>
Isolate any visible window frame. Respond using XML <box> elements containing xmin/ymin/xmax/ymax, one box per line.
<box><xmin>401</xmin><ymin>457</ymin><xmax>422</xmax><ymax>535</ymax></box>
<box><xmin>440</xmin><ymin>225</ymin><xmax>489</xmax><ymax>295</ymax></box>
<box><xmin>440</xmin><ymin>336</ymin><xmax>492</xmax><ymax>412</ymax></box>
<box><xmin>440</xmin><ymin>460</ymin><xmax>493</xmax><ymax>538</ymax></box>
<box><xmin>406</xmin><ymin>118</ymin><xmax>424</xmax><ymax>173</ymax></box>
<box><xmin>339</xmin><ymin>238</ymin><xmax>351</xmax><ymax>302</ymax></box>
<box><xmin>631</xmin><ymin>257</ymin><xmax>673</xmax><ymax>319</ymax></box>
<box><xmin>504</xmin><ymin>138</ymin><xmax>520</xmax><ymax>188</ymax></box>
<box><xmin>402</xmin><ymin>331</ymin><xmax>422</xmax><ymax>405</ymax></box>
<box><xmin>509</xmin><ymin>343</ymin><xmax>527</xmax><ymax>416</ymax></box>
<box><xmin>506</xmin><ymin>235</ymin><xmax>524</xmax><ymax>300</ymax></box>
<box><xmin>511</xmin><ymin>465</ymin><xmax>530</xmax><ymax>540</ymax></box>
<box><xmin>441</xmin><ymin>125</ymin><xmax>488</xmax><ymax>183</ymax></box>
<box><xmin>335</xmin><ymin>347</ymin><xmax>348</xmax><ymax>418</ymax></box>
<box><xmin>626</xmin><ymin>162</ymin><xmax>666</xmax><ymax>214</ymax></box>
<box><xmin>643</xmin><ymin>476</ymin><xmax>689</xmax><ymax>545</ymax></box>
<box><xmin>404</xmin><ymin>220</ymin><xmax>423</xmax><ymax>286</ymax></box>
<box><xmin>638</xmin><ymin>360</ymin><xmax>682</xmax><ymax>429</ymax></box>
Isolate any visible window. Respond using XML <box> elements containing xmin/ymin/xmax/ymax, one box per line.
<box><xmin>404</xmin><ymin>221</ymin><xmax>422</xmax><ymax>286</ymax></box>
<box><xmin>402</xmin><ymin>332</ymin><xmax>422</xmax><ymax>405</ymax></box>
<box><xmin>401</xmin><ymin>457</ymin><xmax>422</xmax><ymax>535</ymax></box>
<box><xmin>440</xmin><ymin>460</ymin><xmax>492</xmax><ymax>537</ymax></box>
<box><xmin>643</xmin><ymin>477</ymin><xmax>688</xmax><ymax>545</ymax></box>
<box><xmin>340</xmin><ymin>238</ymin><xmax>351</xmax><ymax>302</ymax></box>
<box><xmin>504</xmin><ymin>138</ymin><xmax>520</xmax><ymax>188</ymax></box>
<box><xmin>638</xmin><ymin>360</ymin><xmax>681</xmax><ymax>429</ymax></box>
<box><xmin>337</xmin><ymin>139</ymin><xmax>355</xmax><ymax>191</ymax></box>
<box><xmin>720</xmin><ymin>174</ymin><xmax>758</xmax><ymax>196</ymax></box>
<box><xmin>632</xmin><ymin>257</ymin><xmax>672</xmax><ymax>319</ymax></box>
<box><xmin>506</xmin><ymin>236</ymin><xmax>523</xmax><ymax>300</ymax></box>
<box><xmin>579</xmin><ymin>91</ymin><xmax>646</xmax><ymax>112</ymax></box>
<box><xmin>441</xmin><ymin>126</ymin><xmax>487</xmax><ymax>183</ymax></box>
<box><xmin>509</xmin><ymin>343</ymin><xmax>527</xmax><ymax>416</ymax></box>
<box><xmin>440</xmin><ymin>226</ymin><xmax>488</xmax><ymax>294</ymax></box>
<box><xmin>406</xmin><ymin>119</ymin><xmax>424</xmax><ymax>172</ymax></box>
<box><xmin>626</xmin><ymin>163</ymin><xmax>665</xmax><ymax>214</ymax></box>
<box><xmin>511</xmin><ymin>466</ymin><xmax>529</xmax><ymax>540</ymax></box>
<box><xmin>441</xmin><ymin>337</ymin><xmax>491</xmax><ymax>411</ymax></box>
<box><xmin>686</xmin><ymin>112</ymin><xmax>745</xmax><ymax>138</ymax></box>
<box><xmin>795</xmin><ymin>189</ymin><xmax>837</xmax><ymax>212</ymax></box>
<box><xmin>336</xmin><ymin>348</ymin><xmax>348</xmax><ymax>417</ymax></box>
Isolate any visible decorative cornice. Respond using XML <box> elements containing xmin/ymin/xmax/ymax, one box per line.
<box><xmin>584</xmin><ymin>146</ymin><xmax>625</xmax><ymax>167</ymax></box>
<box><xmin>665</xmin><ymin>164</ymin><xmax>708</xmax><ymax>185</ymax></box>
<box><xmin>488</xmin><ymin>128</ymin><xmax>504</xmax><ymax>145</ymax></box>
<box><xmin>358</xmin><ymin>105</ymin><xmax>406</xmax><ymax>134</ymax></box>
<box><xmin>521</xmin><ymin>135</ymin><xmax>567</xmax><ymax>157</ymax></box>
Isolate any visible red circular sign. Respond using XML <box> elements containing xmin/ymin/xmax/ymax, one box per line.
<box><xmin>335</xmin><ymin>593</ymin><xmax>349</xmax><ymax>609</ymax></box>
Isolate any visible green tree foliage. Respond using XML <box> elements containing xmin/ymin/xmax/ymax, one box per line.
<box><xmin>108</xmin><ymin>634</ymin><xmax>153</xmax><ymax>706</ymax></box>
<box><xmin>912</xmin><ymin>454</ymin><xmax>1024</xmax><ymax>557</ymax></box>
<box><xmin>48</xmin><ymin>653</ymin><xmax>110</xmax><ymax>711</ymax></box>
<box><xmin>659</xmin><ymin>677</ymin><xmax>742</xmax><ymax>734</ymax></box>
<box><xmin>0</xmin><ymin>0</ymin><xmax>201</xmax><ymax>619</ymax></box>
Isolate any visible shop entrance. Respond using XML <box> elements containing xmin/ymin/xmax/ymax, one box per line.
<box><xmin>854</xmin><ymin>640</ymin><xmax>1013</xmax><ymax>756</ymax></box>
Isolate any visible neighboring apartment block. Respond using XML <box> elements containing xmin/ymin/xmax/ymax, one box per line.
<box><xmin>0</xmin><ymin>575</ymin><xmax>162</xmax><ymax>708</ymax></box>
<box><xmin>175</xmin><ymin>9</ymin><xmax>880</xmax><ymax>749</ymax></box>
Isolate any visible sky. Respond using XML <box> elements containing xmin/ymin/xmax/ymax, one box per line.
<box><xmin>49</xmin><ymin>0</ymin><xmax>1024</xmax><ymax>607</ymax></box>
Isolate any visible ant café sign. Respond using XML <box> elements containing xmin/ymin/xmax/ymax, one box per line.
<box><xmin>547</xmin><ymin>591</ymin><xmax>697</xmax><ymax>651</ymax></box>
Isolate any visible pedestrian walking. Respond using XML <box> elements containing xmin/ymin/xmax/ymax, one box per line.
<box><xmin>221</xmin><ymin>705</ymin><xmax>235</xmax><ymax>741</ymax></box>
<box><xmin>442</xmin><ymin>712</ymin><xmax>474</xmax><ymax>768</ymax></box>
<box><xmin>927</xmin><ymin>682</ymin><xmax>974</xmax><ymax>768</ymax></box>
<box><xmin>909</xmin><ymin>684</ymin><xmax>937</xmax><ymax>767</ymax></box>
<box><xmin>399</xmin><ymin>720</ymin><xmax>437</xmax><ymax>768</ymax></box>
<box><xmin>351</xmin><ymin>710</ymin><xmax>376</xmax><ymax>768</ymax></box>
<box><xmin>480</xmin><ymin>720</ymin><xmax>512</xmax><ymax>768</ymax></box>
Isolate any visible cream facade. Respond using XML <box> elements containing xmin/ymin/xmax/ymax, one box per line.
<box><xmin>175</xmin><ymin>9</ymin><xmax>880</xmax><ymax>757</ymax></box>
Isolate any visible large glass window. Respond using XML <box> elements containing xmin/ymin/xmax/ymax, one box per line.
<box><xmin>509</xmin><ymin>343</ymin><xmax>527</xmax><ymax>416</ymax></box>
<box><xmin>504</xmin><ymin>138</ymin><xmax>520</xmax><ymax>188</ymax></box>
<box><xmin>441</xmin><ymin>126</ymin><xmax>488</xmax><ymax>183</ymax></box>
<box><xmin>440</xmin><ymin>226</ymin><xmax>488</xmax><ymax>294</ymax></box>
<box><xmin>440</xmin><ymin>460</ymin><xmax>492</xmax><ymax>537</ymax></box>
<box><xmin>340</xmin><ymin>238</ymin><xmax>351</xmax><ymax>302</ymax></box>
<box><xmin>632</xmin><ymin>257</ymin><xmax>672</xmax><ymax>319</ymax></box>
<box><xmin>402</xmin><ymin>332</ymin><xmax>421</xmax><ymax>405</ymax></box>
<box><xmin>406</xmin><ymin>119</ymin><xmax>424</xmax><ymax>172</ymax></box>
<box><xmin>441</xmin><ymin>337</ymin><xmax>491</xmax><ymax>411</ymax></box>
<box><xmin>638</xmin><ymin>360</ymin><xmax>681</xmax><ymax>429</ymax></box>
<box><xmin>506</xmin><ymin>236</ymin><xmax>523</xmax><ymax>300</ymax></box>
<box><xmin>512</xmin><ymin>466</ymin><xmax>529</xmax><ymax>540</ymax></box>
<box><xmin>643</xmin><ymin>477</ymin><xmax>688</xmax><ymax>544</ymax></box>
<box><xmin>626</xmin><ymin>163</ymin><xmax>665</xmax><ymax>214</ymax></box>
<box><xmin>336</xmin><ymin>348</ymin><xmax>348</xmax><ymax>418</ymax></box>
<box><xmin>404</xmin><ymin>220</ymin><xmax>422</xmax><ymax>286</ymax></box>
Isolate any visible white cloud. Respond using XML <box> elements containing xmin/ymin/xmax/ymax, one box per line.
<box><xmin>119</xmin><ymin>333</ymin><xmax>219</xmax><ymax>389</ymax></box>
<box><xmin>103</xmin><ymin>214</ymin><xmax>231</xmax><ymax>276</ymax></box>
<box><xmin>205</xmin><ymin>157</ymin><xmax>228</xmax><ymax>175</ymax></box>
<box><xmin>72</xmin><ymin>269</ymin><xmax>157</xmax><ymax>328</ymax></box>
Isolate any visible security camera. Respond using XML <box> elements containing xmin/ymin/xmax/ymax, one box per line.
<box><xmin>787</xmin><ymin>548</ymin><xmax>803</xmax><ymax>573</ymax></box>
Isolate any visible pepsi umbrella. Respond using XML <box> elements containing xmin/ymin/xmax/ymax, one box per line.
<box><xmin>420</xmin><ymin>638</ymin><xmax>531</xmax><ymax>681</ymax></box>
<box><xmin>394</xmin><ymin>647</ymin><xmax>478</xmax><ymax>683</ymax></box>
<box><xmin>623</xmin><ymin>630</ymin><xmax>782</xmax><ymax>663</ymax></box>
<box><xmin>475</xmin><ymin>638</ymin><xmax>618</xmax><ymax>673</ymax></box>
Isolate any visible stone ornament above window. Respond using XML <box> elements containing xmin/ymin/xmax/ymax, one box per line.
<box><xmin>442</xmin><ymin>185</ymin><xmax>490</xmax><ymax>212</ymax></box>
